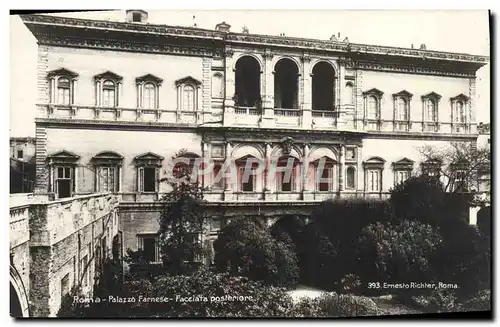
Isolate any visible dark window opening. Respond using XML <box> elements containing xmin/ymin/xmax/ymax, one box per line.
<box><xmin>312</xmin><ymin>62</ymin><xmax>335</xmax><ymax>111</ymax></box>
<box><xmin>235</xmin><ymin>56</ymin><xmax>261</xmax><ymax>107</ymax></box>
<box><xmin>318</xmin><ymin>167</ymin><xmax>331</xmax><ymax>191</ymax></box>
<box><xmin>141</xmin><ymin>236</ymin><xmax>157</xmax><ymax>262</ymax></box>
<box><xmin>277</xmin><ymin>157</ymin><xmax>298</xmax><ymax>192</ymax></box>
<box><xmin>132</xmin><ymin>12</ymin><xmax>142</xmax><ymax>22</ymax></box>
<box><xmin>346</xmin><ymin>167</ymin><xmax>356</xmax><ymax>189</ymax></box>
<box><xmin>274</xmin><ymin>59</ymin><xmax>299</xmax><ymax>109</ymax></box>
<box><xmin>143</xmin><ymin>167</ymin><xmax>156</xmax><ymax>192</ymax></box>
<box><xmin>17</xmin><ymin>150</ymin><xmax>23</xmax><ymax>159</ymax></box>
<box><xmin>56</xmin><ymin>166</ymin><xmax>73</xmax><ymax>198</ymax></box>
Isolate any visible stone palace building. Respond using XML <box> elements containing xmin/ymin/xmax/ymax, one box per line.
<box><xmin>10</xmin><ymin>11</ymin><xmax>488</xmax><ymax>317</ymax></box>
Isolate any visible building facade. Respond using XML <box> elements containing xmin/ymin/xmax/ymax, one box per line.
<box><xmin>20</xmin><ymin>11</ymin><xmax>488</xmax><ymax>272</ymax></box>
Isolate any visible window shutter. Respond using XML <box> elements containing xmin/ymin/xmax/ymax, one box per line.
<box><xmin>138</xmin><ymin>167</ymin><xmax>144</xmax><ymax>192</ymax></box>
<box><xmin>155</xmin><ymin>168</ymin><xmax>160</xmax><ymax>192</ymax></box>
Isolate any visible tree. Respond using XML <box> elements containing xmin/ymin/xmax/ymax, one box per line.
<box><xmin>158</xmin><ymin>149</ymin><xmax>207</xmax><ymax>275</ymax></box>
<box><xmin>418</xmin><ymin>141</ymin><xmax>490</xmax><ymax>194</ymax></box>
<box><xmin>214</xmin><ymin>217</ymin><xmax>299</xmax><ymax>286</ymax></box>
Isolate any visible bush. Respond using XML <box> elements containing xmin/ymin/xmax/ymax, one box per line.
<box><xmin>214</xmin><ymin>217</ymin><xmax>299</xmax><ymax>287</ymax></box>
<box><xmin>462</xmin><ymin>289</ymin><xmax>491</xmax><ymax>312</ymax></box>
<box><xmin>150</xmin><ymin>268</ymin><xmax>296</xmax><ymax>317</ymax></box>
<box><xmin>356</xmin><ymin>220</ymin><xmax>442</xmax><ymax>296</ymax></box>
<box><xmin>293</xmin><ymin>293</ymin><xmax>381</xmax><ymax>317</ymax></box>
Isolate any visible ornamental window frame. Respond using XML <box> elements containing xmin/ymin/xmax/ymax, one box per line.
<box><xmin>175</xmin><ymin>76</ymin><xmax>202</xmax><ymax>112</ymax></box>
<box><xmin>94</xmin><ymin>71</ymin><xmax>123</xmax><ymax>108</ymax></box>
<box><xmin>47</xmin><ymin>68</ymin><xmax>78</xmax><ymax>106</ymax></box>
<box><xmin>47</xmin><ymin>150</ymin><xmax>80</xmax><ymax>199</ymax></box>
<box><xmin>450</xmin><ymin>94</ymin><xmax>470</xmax><ymax>133</ymax></box>
<box><xmin>363</xmin><ymin>156</ymin><xmax>385</xmax><ymax>193</ymax></box>
<box><xmin>363</xmin><ymin>88</ymin><xmax>383</xmax><ymax>130</ymax></box>
<box><xmin>136</xmin><ymin>74</ymin><xmax>163</xmax><ymax>110</ymax></box>
<box><xmin>91</xmin><ymin>151</ymin><xmax>124</xmax><ymax>193</ymax></box>
<box><xmin>392</xmin><ymin>157</ymin><xmax>414</xmax><ymax>185</ymax></box>
<box><xmin>134</xmin><ymin>152</ymin><xmax>164</xmax><ymax>193</ymax></box>
<box><xmin>392</xmin><ymin>90</ymin><xmax>413</xmax><ymax>131</ymax></box>
<box><xmin>421</xmin><ymin>92</ymin><xmax>442</xmax><ymax>132</ymax></box>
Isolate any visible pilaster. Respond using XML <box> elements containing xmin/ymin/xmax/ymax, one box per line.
<box><xmin>261</xmin><ymin>50</ymin><xmax>275</xmax><ymax>127</ymax></box>
<box><xmin>300</xmin><ymin>54</ymin><xmax>312</xmax><ymax>128</ymax></box>
<box><xmin>339</xmin><ymin>145</ymin><xmax>345</xmax><ymax>191</ymax></box>
<box><xmin>223</xmin><ymin>49</ymin><xmax>235</xmax><ymax>126</ymax></box>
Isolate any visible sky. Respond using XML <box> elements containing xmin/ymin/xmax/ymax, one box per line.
<box><xmin>9</xmin><ymin>10</ymin><xmax>490</xmax><ymax>137</ymax></box>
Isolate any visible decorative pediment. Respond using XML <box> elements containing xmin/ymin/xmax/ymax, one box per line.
<box><xmin>175</xmin><ymin>76</ymin><xmax>202</xmax><ymax>87</ymax></box>
<box><xmin>47</xmin><ymin>150</ymin><xmax>80</xmax><ymax>165</ymax></box>
<box><xmin>91</xmin><ymin>151</ymin><xmax>124</xmax><ymax>165</ymax></box>
<box><xmin>47</xmin><ymin>68</ymin><xmax>79</xmax><ymax>79</ymax></box>
<box><xmin>363</xmin><ymin>156</ymin><xmax>386</xmax><ymax>169</ymax></box>
<box><xmin>392</xmin><ymin>157</ymin><xmax>415</xmax><ymax>170</ymax></box>
<box><xmin>94</xmin><ymin>71</ymin><xmax>123</xmax><ymax>82</ymax></box>
<box><xmin>421</xmin><ymin>92</ymin><xmax>442</xmax><ymax>101</ymax></box>
<box><xmin>392</xmin><ymin>90</ymin><xmax>413</xmax><ymax>99</ymax></box>
<box><xmin>134</xmin><ymin>152</ymin><xmax>164</xmax><ymax>167</ymax></box>
<box><xmin>362</xmin><ymin>88</ymin><xmax>384</xmax><ymax>98</ymax></box>
<box><xmin>47</xmin><ymin>150</ymin><xmax>80</xmax><ymax>160</ymax></box>
<box><xmin>450</xmin><ymin>93</ymin><xmax>470</xmax><ymax>102</ymax></box>
<box><xmin>136</xmin><ymin>74</ymin><xmax>163</xmax><ymax>85</ymax></box>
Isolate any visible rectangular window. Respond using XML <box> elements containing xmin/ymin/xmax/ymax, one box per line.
<box><xmin>317</xmin><ymin>167</ymin><xmax>332</xmax><ymax>192</ymax></box>
<box><xmin>138</xmin><ymin>234</ymin><xmax>159</xmax><ymax>262</ymax></box>
<box><xmin>239</xmin><ymin>167</ymin><xmax>255</xmax><ymax>192</ymax></box>
<box><xmin>139</xmin><ymin>167</ymin><xmax>157</xmax><ymax>192</ymax></box>
<box><xmin>60</xmin><ymin>273</ymin><xmax>70</xmax><ymax>300</ymax></box>
<box><xmin>367</xmin><ymin>170</ymin><xmax>381</xmax><ymax>192</ymax></box>
<box><xmin>277</xmin><ymin>170</ymin><xmax>294</xmax><ymax>192</ymax></box>
<box><xmin>102</xmin><ymin>89</ymin><xmax>115</xmax><ymax>108</ymax></box>
<box><xmin>55</xmin><ymin>166</ymin><xmax>73</xmax><ymax>198</ymax></box>
<box><xmin>395</xmin><ymin>170</ymin><xmax>410</xmax><ymax>185</ymax></box>
<box><xmin>17</xmin><ymin>150</ymin><xmax>23</xmax><ymax>159</ymax></box>
<box><xmin>212</xmin><ymin>164</ymin><xmax>224</xmax><ymax>189</ymax></box>
<box><xmin>98</xmin><ymin>166</ymin><xmax>118</xmax><ymax>192</ymax></box>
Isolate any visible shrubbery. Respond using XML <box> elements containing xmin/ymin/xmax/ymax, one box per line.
<box><xmin>214</xmin><ymin>217</ymin><xmax>299</xmax><ymax>287</ymax></box>
<box><xmin>293</xmin><ymin>293</ymin><xmax>381</xmax><ymax>317</ymax></box>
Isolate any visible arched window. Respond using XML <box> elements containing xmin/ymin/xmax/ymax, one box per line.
<box><xmin>425</xmin><ymin>99</ymin><xmax>437</xmax><ymax>122</ymax></box>
<box><xmin>455</xmin><ymin>101</ymin><xmax>465</xmax><ymax>123</ymax></box>
<box><xmin>397</xmin><ymin>98</ymin><xmax>408</xmax><ymax>121</ymax></box>
<box><xmin>143</xmin><ymin>83</ymin><xmax>156</xmax><ymax>109</ymax></box>
<box><xmin>346</xmin><ymin>166</ymin><xmax>356</xmax><ymax>189</ymax></box>
<box><xmin>183</xmin><ymin>85</ymin><xmax>195</xmax><ymax>111</ymax></box>
<box><xmin>212</xmin><ymin>73</ymin><xmax>224</xmax><ymax>98</ymax></box>
<box><xmin>48</xmin><ymin>68</ymin><xmax>78</xmax><ymax>106</ymax></box>
<box><xmin>367</xmin><ymin>96</ymin><xmax>378</xmax><ymax>119</ymax></box>
<box><xmin>102</xmin><ymin>80</ymin><xmax>116</xmax><ymax>108</ymax></box>
<box><xmin>57</xmin><ymin>77</ymin><xmax>71</xmax><ymax>105</ymax></box>
<box><xmin>345</xmin><ymin>82</ymin><xmax>354</xmax><ymax>105</ymax></box>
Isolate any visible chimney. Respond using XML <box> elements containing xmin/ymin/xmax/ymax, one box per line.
<box><xmin>126</xmin><ymin>10</ymin><xmax>148</xmax><ymax>23</ymax></box>
<box><xmin>215</xmin><ymin>21</ymin><xmax>231</xmax><ymax>33</ymax></box>
<box><xmin>419</xmin><ymin>43</ymin><xmax>427</xmax><ymax>50</ymax></box>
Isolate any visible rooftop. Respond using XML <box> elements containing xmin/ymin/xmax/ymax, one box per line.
<box><xmin>20</xmin><ymin>13</ymin><xmax>489</xmax><ymax>66</ymax></box>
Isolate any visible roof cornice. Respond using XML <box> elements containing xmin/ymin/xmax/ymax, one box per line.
<box><xmin>20</xmin><ymin>14</ymin><xmax>489</xmax><ymax>67</ymax></box>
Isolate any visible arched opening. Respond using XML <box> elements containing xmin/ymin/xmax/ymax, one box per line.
<box><xmin>312</xmin><ymin>62</ymin><xmax>335</xmax><ymax>111</ymax></box>
<box><xmin>235</xmin><ymin>56</ymin><xmax>261</xmax><ymax>108</ymax></box>
<box><xmin>346</xmin><ymin>166</ymin><xmax>356</xmax><ymax>189</ymax></box>
<box><xmin>311</xmin><ymin>156</ymin><xmax>336</xmax><ymax>192</ymax></box>
<box><xmin>274</xmin><ymin>59</ymin><xmax>299</xmax><ymax>109</ymax></box>
<box><xmin>10</xmin><ymin>282</ymin><xmax>22</xmax><ymax>317</ymax></box>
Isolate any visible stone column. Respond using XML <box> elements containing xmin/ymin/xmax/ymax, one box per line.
<box><xmin>339</xmin><ymin>144</ymin><xmax>345</xmax><ymax>192</ymax></box>
<box><xmin>301</xmin><ymin>54</ymin><xmax>312</xmax><ymax>128</ymax></box>
<box><xmin>264</xmin><ymin>142</ymin><xmax>273</xmax><ymax>199</ymax></box>
<box><xmin>261</xmin><ymin>51</ymin><xmax>275</xmax><ymax>127</ymax></box>
<box><xmin>224</xmin><ymin>142</ymin><xmax>233</xmax><ymax>201</ymax></box>
<box><xmin>302</xmin><ymin>143</ymin><xmax>312</xmax><ymax>200</ymax></box>
<box><xmin>357</xmin><ymin>145</ymin><xmax>364</xmax><ymax>194</ymax></box>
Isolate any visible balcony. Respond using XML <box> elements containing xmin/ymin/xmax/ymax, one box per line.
<box><xmin>233</xmin><ymin>106</ymin><xmax>261</xmax><ymax>126</ymax></box>
<box><xmin>274</xmin><ymin>108</ymin><xmax>301</xmax><ymax>126</ymax></box>
<box><xmin>312</xmin><ymin>110</ymin><xmax>339</xmax><ymax>128</ymax></box>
